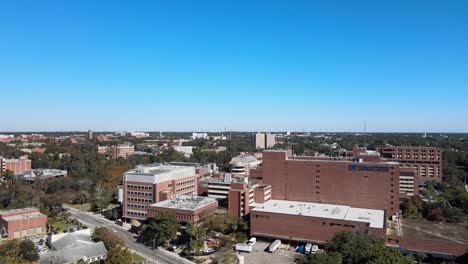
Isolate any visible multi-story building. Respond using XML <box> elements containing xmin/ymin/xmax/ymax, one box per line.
<box><xmin>0</xmin><ymin>156</ymin><xmax>31</xmax><ymax>176</ymax></box>
<box><xmin>375</xmin><ymin>145</ymin><xmax>443</xmax><ymax>182</ymax></box>
<box><xmin>87</xmin><ymin>130</ymin><xmax>93</xmax><ymax>140</ymax></box>
<box><xmin>192</xmin><ymin>133</ymin><xmax>208</xmax><ymax>140</ymax></box>
<box><xmin>228</xmin><ymin>183</ymin><xmax>271</xmax><ymax>217</ymax></box>
<box><xmin>122</xmin><ymin>164</ymin><xmax>198</xmax><ymax>223</ymax></box>
<box><xmin>251</xmin><ymin>132</ymin><xmax>276</xmax><ymax>149</ymax></box>
<box><xmin>111</xmin><ymin>144</ymin><xmax>135</xmax><ymax>159</ymax></box>
<box><xmin>97</xmin><ymin>145</ymin><xmax>111</xmax><ymax>154</ymax></box>
<box><xmin>172</xmin><ymin>146</ymin><xmax>193</xmax><ymax>158</ymax></box>
<box><xmin>229</xmin><ymin>153</ymin><xmax>261</xmax><ymax>175</ymax></box>
<box><xmin>0</xmin><ymin>208</ymin><xmax>47</xmax><ymax>239</ymax></box>
<box><xmin>256</xmin><ymin>150</ymin><xmax>400</xmax><ymax>217</ymax></box>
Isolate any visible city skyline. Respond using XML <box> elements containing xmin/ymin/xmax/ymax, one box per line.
<box><xmin>1</xmin><ymin>1</ymin><xmax>467</xmax><ymax>132</ymax></box>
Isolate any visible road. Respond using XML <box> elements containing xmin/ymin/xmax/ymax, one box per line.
<box><xmin>65</xmin><ymin>206</ymin><xmax>193</xmax><ymax>264</ymax></box>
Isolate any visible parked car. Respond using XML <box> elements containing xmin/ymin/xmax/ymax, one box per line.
<box><xmin>204</xmin><ymin>248</ymin><xmax>215</xmax><ymax>254</ymax></box>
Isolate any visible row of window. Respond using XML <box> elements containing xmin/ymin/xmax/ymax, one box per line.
<box><xmin>127</xmin><ymin>184</ymin><xmax>152</xmax><ymax>190</ymax></box>
<box><xmin>176</xmin><ymin>179</ymin><xmax>195</xmax><ymax>186</ymax></box>
<box><xmin>127</xmin><ymin>197</ymin><xmax>153</xmax><ymax>203</ymax></box>
<box><xmin>127</xmin><ymin>191</ymin><xmax>152</xmax><ymax>196</ymax></box>
<box><xmin>127</xmin><ymin>211</ymin><xmax>147</xmax><ymax>217</ymax></box>
<box><xmin>127</xmin><ymin>203</ymin><xmax>148</xmax><ymax>209</ymax></box>
<box><xmin>176</xmin><ymin>185</ymin><xmax>194</xmax><ymax>193</ymax></box>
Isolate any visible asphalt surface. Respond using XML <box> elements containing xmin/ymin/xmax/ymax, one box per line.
<box><xmin>65</xmin><ymin>206</ymin><xmax>193</xmax><ymax>264</ymax></box>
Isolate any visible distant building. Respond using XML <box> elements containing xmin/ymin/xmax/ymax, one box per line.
<box><xmin>42</xmin><ymin>229</ymin><xmax>107</xmax><ymax>264</ymax></box>
<box><xmin>130</xmin><ymin>131</ymin><xmax>149</xmax><ymax>138</ymax></box>
<box><xmin>111</xmin><ymin>144</ymin><xmax>135</xmax><ymax>159</ymax></box>
<box><xmin>147</xmin><ymin>195</ymin><xmax>218</xmax><ymax>223</ymax></box>
<box><xmin>0</xmin><ymin>135</ymin><xmax>14</xmax><ymax>143</ymax></box>
<box><xmin>122</xmin><ymin>164</ymin><xmax>198</xmax><ymax>223</ymax></box>
<box><xmin>229</xmin><ymin>153</ymin><xmax>261</xmax><ymax>175</ymax></box>
<box><xmin>251</xmin><ymin>132</ymin><xmax>276</xmax><ymax>149</ymax></box>
<box><xmin>87</xmin><ymin>130</ymin><xmax>93</xmax><ymax>140</ymax></box>
<box><xmin>31</xmin><ymin>147</ymin><xmax>47</xmax><ymax>153</ymax></box>
<box><xmin>0</xmin><ymin>208</ymin><xmax>47</xmax><ymax>239</ymax></box>
<box><xmin>0</xmin><ymin>156</ymin><xmax>31</xmax><ymax>176</ymax></box>
<box><xmin>97</xmin><ymin>145</ymin><xmax>110</xmax><ymax>154</ymax></box>
<box><xmin>23</xmin><ymin>169</ymin><xmax>68</xmax><ymax>181</ymax></box>
<box><xmin>192</xmin><ymin>133</ymin><xmax>208</xmax><ymax>140</ymax></box>
<box><xmin>173</xmin><ymin>146</ymin><xmax>193</xmax><ymax>158</ymax></box>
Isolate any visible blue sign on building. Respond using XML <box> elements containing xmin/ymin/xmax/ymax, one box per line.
<box><xmin>349</xmin><ymin>164</ymin><xmax>390</xmax><ymax>172</ymax></box>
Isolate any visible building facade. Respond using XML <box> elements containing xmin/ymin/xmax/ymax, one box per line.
<box><xmin>111</xmin><ymin>144</ymin><xmax>135</xmax><ymax>159</ymax></box>
<box><xmin>0</xmin><ymin>156</ymin><xmax>31</xmax><ymax>176</ymax></box>
<box><xmin>147</xmin><ymin>195</ymin><xmax>218</xmax><ymax>223</ymax></box>
<box><xmin>251</xmin><ymin>132</ymin><xmax>276</xmax><ymax>149</ymax></box>
<box><xmin>0</xmin><ymin>208</ymin><xmax>47</xmax><ymax>239</ymax></box>
<box><xmin>122</xmin><ymin>164</ymin><xmax>198</xmax><ymax>222</ymax></box>
<box><xmin>376</xmin><ymin>145</ymin><xmax>443</xmax><ymax>182</ymax></box>
<box><xmin>258</xmin><ymin>151</ymin><xmax>400</xmax><ymax>217</ymax></box>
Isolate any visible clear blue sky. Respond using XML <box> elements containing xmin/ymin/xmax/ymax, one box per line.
<box><xmin>1</xmin><ymin>0</ymin><xmax>467</xmax><ymax>132</ymax></box>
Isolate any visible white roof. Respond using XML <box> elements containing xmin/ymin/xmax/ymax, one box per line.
<box><xmin>252</xmin><ymin>200</ymin><xmax>384</xmax><ymax>228</ymax></box>
<box><xmin>124</xmin><ymin>164</ymin><xmax>196</xmax><ymax>183</ymax></box>
<box><xmin>150</xmin><ymin>195</ymin><xmax>217</xmax><ymax>211</ymax></box>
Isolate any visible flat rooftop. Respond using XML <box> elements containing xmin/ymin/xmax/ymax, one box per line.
<box><xmin>125</xmin><ymin>164</ymin><xmax>196</xmax><ymax>183</ymax></box>
<box><xmin>252</xmin><ymin>200</ymin><xmax>384</xmax><ymax>228</ymax></box>
<box><xmin>1</xmin><ymin>211</ymin><xmax>45</xmax><ymax>222</ymax></box>
<box><xmin>398</xmin><ymin>219</ymin><xmax>468</xmax><ymax>244</ymax></box>
<box><xmin>150</xmin><ymin>195</ymin><xmax>217</xmax><ymax>211</ymax></box>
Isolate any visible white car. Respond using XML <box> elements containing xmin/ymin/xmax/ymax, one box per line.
<box><xmin>204</xmin><ymin>248</ymin><xmax>215</xmax><ymax>254</ymax></box>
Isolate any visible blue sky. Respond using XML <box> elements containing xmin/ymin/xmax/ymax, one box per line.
<box><xmin>0</xmin><ymin>0</ymin><xmax>467</xmax><ymax>132</ymax></box>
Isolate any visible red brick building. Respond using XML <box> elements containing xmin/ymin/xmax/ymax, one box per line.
<box><xmin>0</xmin><ymin>208</ymin><xmax>47</xmax><ymax>239</ymax></box>
<box><xmin>0</xmin><ymin>156</ymin><xmax>31</xmax><ymax>176</ymax></box>
<box><xmin>228</xmin><ymin>183</ymin><xmax>271</xmax><ymax>217</ymax></box>
<box><xmin>147</xmin><ymin>195</ymin><xmax>218</xmax><ymax>223</ymax></box>
<box><xmin>122</xmin><ymin>164</ymin><xmax>198</xmax><ymax>223</ymax></box>
<box><xmin>250</xmin><ymin>200</ymin><xmax>386</xmax><ymax>242</ymax></box>
<box><xmin>375</xmin><ymin>145</ymin><xmax>443</xmax><ymax>182</ymax></box>
<box><xmin>257</xmin><ymin>150</ymin><xmax>399</xmax><ymax>217</ymax></box>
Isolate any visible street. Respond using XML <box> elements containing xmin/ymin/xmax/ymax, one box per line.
<box><xmin>65</xmin><ymin>206</ymin><xmax>193</xmax><ymax>264</ymax></box>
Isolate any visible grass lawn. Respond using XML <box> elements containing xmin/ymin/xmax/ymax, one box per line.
<box><xmin>65</xmin><ymin>203</ymin><xmax>91</xmax><ymax>212</ymax></box>
<box><xmin>130</xmin><ymin>252</ymin><xmax>146</xmax><ymax>262</ymax></box>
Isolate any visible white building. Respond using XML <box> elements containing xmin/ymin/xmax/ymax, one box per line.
<box><xmin>229</xmin><ymin>153</ymin><xmax>261</xmax><ymax>175</ymax></box>
<box><xmin>192</xmin><ymin>133</ymin><xmax>208</xmax><ymax>140</ymax></box>
<box><xmin>173</xmin><ymin>146</ymin><xmax>193</xmax><ymax>158</ymax></box>
<box><xmin>251</xmin><ymin>132</ymin><xmax>276</xmax><ymax>149</ymax></box>
<box><xmin>23</xmin><ymin>169</ymin><xmax>67</xmax><ymax>181</ymax></box>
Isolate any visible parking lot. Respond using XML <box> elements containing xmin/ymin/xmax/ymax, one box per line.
<box><xmin>29</xmin><ymin>235</ymin><xmax>49</xmax><ymax>256</ymax></box>
<box><xmin>239</xmin><ymin>241</ymin><xmax>300</xmax><ymax>264</ymax></box>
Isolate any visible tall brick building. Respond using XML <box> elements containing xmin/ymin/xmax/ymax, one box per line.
<box><xmin>375</xmin><ymin>145</ymin><xmax>443</xmax><ymax>182</ymax></box>
<box><xmin>257</xmin><ymin>150</ymin><xmax>400</xmax><ymax>217</ymax></box>
<box><xmin>122</xmin><ymin>164</ymin><xmax>198</xmax><ymax>223</ymax></box>
<box><xmin>0</xmin><ymin>156</ymin><xmax>31</xmax><ymax>176</ymax></box>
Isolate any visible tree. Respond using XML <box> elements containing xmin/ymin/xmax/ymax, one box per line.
<box><xmin>140</xmin><ymin>211</ymin><xmax>179</xmax><ymax>248</ymax></box>
<box><xmin>19</xmin><ymin>239</ymin><xmax>39</xmax><ymax>261</ymax></box>
<box><xmin>299</xmin><ymin>252</ymin><xmax>341</xmax><ymax>264</ymax></box>
<box><xmin>105</xmin><ymin>244</ymin><xmax>132</xmax><ymax>264</ymax></box>
<box><xmin>214</xmin><ymin>236</ymin><xmax>236</xmax><ymax>264</ymax></box>
<box><xmin>92</xmin><ymin>227</ymin><xmax>125</xmax><ymax>249</ymax></box>
<box><xmin>2</xmin><ymin>170</ymin><xmax>15</xmax><ymax>187</ymax></box>
<box><xmin>189</xmin><ymin>240</ymin><xmax>204</xmax><ymax>255</ymax></box>
<box><xmin>324</xmin><ymin>231</ymin><xmax>412</xmax><ymax>264</ymax></box>
<box><xmin>92</xmin><ymin>227</ymin><xmax>131</xmax><ymax>263</ymax></box>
